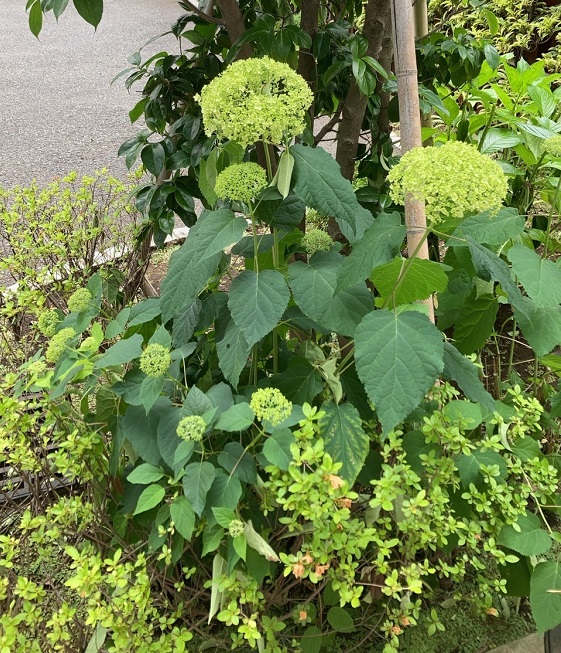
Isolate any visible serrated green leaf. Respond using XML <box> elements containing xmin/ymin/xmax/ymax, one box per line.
<box><xmin>156</xmin><ymin>407</ymin><xmax>188</xmax><ymax>469</ymax></box>
<box><xmin>262</xmin><ymin>428</ymin><xmax>295</xmax><ymax>471</ymax></box>
<box><xmin>202</xmin><ymin>523</ymin><xmax>224</xmax><ymax>556</ymax></box>
<box><xmin>355</xmin><ymin>310</ymin><xmax>443</xmax><ymax>433</ymax></box>
<box><xmin>301</xmin><ymin>627</ymin><xmax>323</xmax><ymax>653</ymax></box>
<box><xmin>514</xmin><ymin>298</ymin><xmax>561</xmax><ymax>357</ymax></box>
<box><xmin>228</xmin><ymin>270</ymin><xmax>290</xmax><ymax>348</ymax></box>
<box><xmin>217</xmin><ymin>442</ymin><xmax>257</xmax><ymax>483</ymax></box>
<box><xmin>456</xmin><ymin>448</ymin><xmax>508</xmax><ymax>486</ymax></box>
<box><xmin>215</xmin><ymin>403</ymin><xmax>255</xmax><ymax>432</ymax></box>
<box><xmin>73</xmin><ymin>0</ymin><xmax>103</xmax><ymax>27</ymax></box>
<box><xmin>528</xmin><ymin>85</ymin><xmax>557</xmax><ymax>119</ymax></box>
<box><xmin>128</xmin><ymin>298</ymin><xmax>161</xmax><ymax>327</ymax></box>
<box><xmin>530</xmin><ymin>561</ymin><xmax>561</xmax><ymax>632</ymax></box>
<box><xmin>212</xmin><ymin>506</ymin><xmax>237</xmax><ymax>529</ymax></box>
<box><xmin>133</xmin><ymin>484</ymin><xmax>165</xmax><ymax>515</ymax></box>
<box><xmin>450</xmin><ymin>208</ymin><xmax>525</xmax><ymax>247</ymax></box>
<box><xmin>127</xmin><ymin>463</ymin><xmax>165</xmax><ymax>485</ymax></box>
<box><xmin>442</xmin><ymin>342</ymin><xmax>495</xmax><ymax>410</ymax></box>
<box><xmin>327</xmin><ymin>607</ymin><xmax>355</xmax><ymax>633</ymax></box>
<box><xmin>216</xmin><ymin>318</ymin><xmax>250</xmax><ymax>388</ymax></box>
<box><xmin>160</xmin><ymin>210</ymin><xmax>246</xmax><ymax>323</ymax></box>
<box><xmin>270</xmin><ymin>357</ymin><xmax>324</xmax><ymax>404</ymax></box>
<box><xmin>498</xmin><ymin>511</ymin><xmax>552</xmax><ymax>556</ymax></box>
<box><xmin>206</xmin><ymin>470</ymin><xmax>242</xmax><ymax>511</ymax></box>
<box><xmin>319</xmin><ymin>402</ymin><xmax>369</xmax><ymax>485</ymax></box>
<box><xmin>94</xmin><ymin>334</ymin><xmax>143</xmax><ymax>369</ymax></box>
<box><xmin>170</xmin><ymin>496</ymin><xmax>196</xmax><ymax>541</ymax></box>
<box><xmin>122</xmin><ymin>399</ymin><xmax>172</xmax><ymax>466</ymax></box>
<box><xmin>508</xmin><ymin>244</ymin><xmax>561</xmax><ymax>307</ymax></box>
<box><xmin>288</xmin><ymin>250</ymin><xmax>373</xmax><ymax>337</ymax></box>
<box><xmin>371</xmin><ymin>257</ymin><xmax>448</xmax><ymax>307</ymax></box>
<box><xmin>479</xmin><ymin>128</ymin><xmax>522</xmax><ymax>154</ymax></box>
<box><xmin>183</xmin><ymin>462</ymin><xmax>216</xmax><ymax>516</ymax></box>
<box><xmin>291</xmin><ymin>144</ymin><xmax>374</xmax><ymax>243</ymax></box>
<box><xmin>337</xmin><ymin>213</ymin><xmax>406</xmax><ymax>290</ymax></box>
<box><xmin>453</xmin><ymin>293</ymin><xmax>499</xmax><ymax>354</ymax></box>
<box><xmin>139</xmin><ymin>375</ymin><xmax>165</xmax><ymax>414</ymax></box>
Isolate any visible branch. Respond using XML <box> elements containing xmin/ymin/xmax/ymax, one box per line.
<box><xmin>215</xmin><ymin>0</ymin><xmax>252</xmax><ymax>59</ymax></box>
<box><xmin>179</xmin><ymin>0</ymin><xmax>224</xmax><ymax>25</ymax></box>
<box><xmin>314</xmin><ymin>107</ymin><xmax>343</xmax><ymax>146</ymax></box>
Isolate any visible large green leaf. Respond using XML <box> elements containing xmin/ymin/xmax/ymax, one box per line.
<box><xmin>456</xmin><ymin>448</ymin><xmax>508</xmax><ymax>486</ymax></box>
<box><xmin>183</xmin><ymin>462</ymin><xmax>216</xmax><ymax>516</ymax></box>
<box><xmin>450</xmin><ymin>208</ymin><xmax>525</xmax><ymax>247</ymax></box>
<box><xmin>94</xmin><ymin>334</ymin><xmax>143</xmax><ymax>369</ymax></box>
<box><xmin>371</xmin><ymin>258</ymin><xmax>448</xmax><ymax>307</ymax></box>
<box><xmin>170</xmin><ymin>496</ymin><xmax>196</xmax><ymax>541</ymax></box>
<box><xmin>270</xmin><ymin>357</ymin><xmax>324</xmax><ymax>404</ymax></box>
<box><xmin>291</xmin><ymin>144</ymin><xmax>374</xmax><ymax>243</ymax></box>
<box><xmin>122</xmin><ymin>398</ymin><xmax>176</xmax><ymax>466</ymax></box>
<box><xmin>453</xmin><ymin>293</ymin><xmax>499</xmax><ymax>354</ymax></box>
<box><xmin>319</xmin><ymin>402</ymin><xmax>369</xmax><ymax>484</ymax></box>
<box><xmin>228</xmin><ymin>270</ymin><xmax>290</xmax><ymax>348</ymax></box>
<box><xmin>288</xmin><ymin>251</ymin><xmax>373</xmax><ymax>337</ymax></box>
<box><xmin>442</xmin><ymin>342</ymin><xmax>495</xmax><ymax>410</ymax></box>
<box><xmin>498</xmin><ymin>511</ymin><xmax>552</xmax><ymax>556</ymax></box>
<box><xmin>355</xmin><ymin>310</ymin><xmax>444</xmax><ymax>433</ymax></box>
<box><xmin>336</xmin><ymin>212</ymin><xmax>406</xmax><ymax>290</ymax></box>
<box><xmin>530</xmin><ymin>561</ymin><xmax>561</xmax><ymax>632</ymax></box>
<box><xmin>73</xmin><ymin>0</ymin><xmax>103</xmax><ymax>28</ymax></box>
<box><xmin>206</xmin><ymin>470</ymin><xmax>242</xmax><ymax>511</ymax></box>
<box><xmin>216</xmin><ymin>318</ymin><xmax>250</xmax><ymax>388</ymax></box>
<box><xmin>217</xmin><ymin>442</ymin><xmax>257</xmax><ymax>483</ymax></box>
<box><xmin>508</xmin><ymin>244</ymin><xmax>561</xmax><ymax>307</ymax></box>
<box><xmin>161</xmin><ymin>209</ymin><xmax>246</xmax><ymax>321</ymax></box>
<box><xmin>479</xmin><ymin>128</ymin><xmax>522</xmax><ymax>154</ymax></box>
<box><xmin>28</xmin><ymin>0</ymin><xmax>43</xmax><ymax>37</ymax></box>
<box><xmin>133</xmin><ymin>484</ymin><xmax>165</xmax><ymax>515</ymax></box>
<box><xmin>262</xmin><ymin>428</ymin><xmax>295</xmax><ymax>471</ymax></box>
<box><xmin>514</xmin><ymin>299</ymin><xmax>561</xmax><ymax>357</ymax></box>
<box><xmin>466</xmin><ymin>238</ymin><xmax>527</xmax><ymax>315</ymax></box>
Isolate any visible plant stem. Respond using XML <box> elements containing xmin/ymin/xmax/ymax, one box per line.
<box><xmin>543</xmin><ymin>171</ymin><xmax>561</xmax><ymax>259</ymax></box>
<box><xmin>477</xmin><ymin>103</ymin><xmax>496</xmax><ymax>152</ymax></box>
<box><xmin>505</xmin><ymin>316</ymin><xmax>517</xmax><ymax>387</ymax></box>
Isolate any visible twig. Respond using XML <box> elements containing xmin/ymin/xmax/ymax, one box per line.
<box><xmin>180</xmin><ymin>0</ymin><xmax>224</xmax><ymax>25</ymax></box>
<box><xmin>314</xmin><ymin>108</ymin><xmax>343</xmax><ymax>146</ymax></box>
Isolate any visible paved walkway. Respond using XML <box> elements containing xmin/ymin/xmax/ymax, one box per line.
<box><xmin>0</xmin><ymin>0</ymin><xmax>179</xmax><ymax>187</ymax></box>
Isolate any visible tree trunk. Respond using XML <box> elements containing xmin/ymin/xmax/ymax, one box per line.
<box><xmin>298</xmin><ymin>0</ymin><xmax>321</xmax><ymax>122</ymax></box>
<box><xmin>215</xmin><ymin>0</ymin><xmax>252</xmax><ymax>59</ymax></box>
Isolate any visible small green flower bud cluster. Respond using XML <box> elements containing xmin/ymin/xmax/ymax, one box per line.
<box><xmin>67</xmin><ymin>288</ymin><xmax>93</xmax><ymax>313</ymax></box>
<box><xmin>214</xmin><ymin>163</ymin><xmax>268</xmax><ymax>204</ymax></box>
<box><xmin>198</xmin><ymin>56</ymin><xmax>313</xmax><ymax>147</ymax></box>
<box><xmin>250</xmin><ymin>388</ymin><xmax>292</xmax><ymax>427</ymax></box>
<box><xmin>46</xmin><ymin>327</ymin><xmax>76</xmax><ymax>363</ymax></box>
<box><xmin>37</xmin><ymin>309</ymin><xmax>60</xmax><ymax>337</ymax></box>
<box><xmin>228</xmin><ymin>519</ymin><xmax>244</xmax><ymax>538</ymax></box>
<box><xmin>301</xmin><ymin>229</ymin><xmax>332</xmax><ymax>255</ymax></box>
<box><xmin>139</xmin><ymin>344</ymin><xmax>171</xmax><ymax>378</ymax></box>
<box><xmin>544</xmin><ymin>135</ymin><xmax>561</xmax><ymax>158</ymax></box>
<box><xmin>388</xmin><ymin>140</ymin><xmax>507</xmax><ymax>224</ymax></box>
<box><xmin>176</xmin><ymin>415</ymin><xmax>206</xmax><ymax>442</ymax></box>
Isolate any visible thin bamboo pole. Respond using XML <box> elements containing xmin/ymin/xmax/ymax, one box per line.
<box><xmin>391</xmin><ymin>0</ymin><xmax>435</xmax><ymax>322</ymax></box>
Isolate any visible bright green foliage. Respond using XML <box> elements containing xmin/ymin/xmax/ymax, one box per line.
<box><xmin>388</xmin><ymin>141</ymin><xmax>507</xmax><ymax>223</ymax></box>
<box><xmin>198</xmin><ymin>56</ymin><xmax>313</xmax><ymax>147</ymax></box>
<box><xmin>214</xmin><ymin>163</ymin><xmax>268</xmax><ymax>204</ymax></box>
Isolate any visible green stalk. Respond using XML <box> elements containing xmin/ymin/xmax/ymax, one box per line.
<box><xmin>543</xmin><ymin>172</ymin><xmax>561</xmax><ymax>259</ymax></box>
<box><xmin>477</xmin><ymin>103</ymin><xmax>496</xmax><ymax>153</ymax></box>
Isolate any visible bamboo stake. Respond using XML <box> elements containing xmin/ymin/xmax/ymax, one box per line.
<box><xmin>391</xmin><ymin>0</ymin><xmax>435</xmax><ymax>322</ymax></box>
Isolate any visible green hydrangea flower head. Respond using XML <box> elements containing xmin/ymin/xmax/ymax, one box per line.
<box><xmin>176</xmin><ymin>415</ymin><xmax>206</xmax><ymax>442</ymax></box>
<box><xmin>544</xmin><ymin>135</ymin><xmax>561</xmax><ymax>158</ymax></box>
<box><xmin>37</xmin><ymin>309</ymin><xmax>60</xmax><ymax>337</ymax></box>
<box><xmin>301</xmin><ymin>229</ymin><xmax>332</xmax><ymax>255</ymax></box>
<box><xmin>214</xmin><ymin>163</ymin><xmax>268</xmax><ymax>204</ymax></box>
<box><xmin>67</xmin><ymin>288</ymin><xmax>93</xmax><ymax>313</ymax></box>
<box><xmin>228</xmin><ymin>519</ymin><xmax>244</xmax><ymax>538</ymax></box>
<box><xmin>46</xmin><ymin>327</ymin><xmax>76</xmax><ymax>363</ymax></box>
<box><xmin>388</xmin><ymin>140</ymin><xmax>508</xmax><ymax>223</ymax></box>
<box><xmin>26</xmin><ymin>360</ymin><xmax>47</xmax><ymax>377</ymax></box>
<box><xmin>139</xmin><ymin>343</ymin><xmax>171</xmax><ymax>378</ymax></box>
<box><xmin>250</xmin><ymin>388</ymin><xmax>292</xmax><ymax>427</ymax></box>
<box><xmin>198</xmin><ymin>56</ymin><xmax>313</xmax><ymax>147</ymax></box>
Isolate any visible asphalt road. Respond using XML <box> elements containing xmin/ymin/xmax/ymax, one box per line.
<box><xmin>0</xmin><ymin>0</ymin><xmax>181</xmax><ymax>187</ymax></box>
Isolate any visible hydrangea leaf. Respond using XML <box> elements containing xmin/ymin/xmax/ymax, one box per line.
<box><xmin>371</xmin><ymin>258</ymin><xmax>448</xmax><ymax>307</ymax></box>
<box><xmin>508</xmin><ymin>244</ymin><xmax>561</xmax><ymax>307</ymax></box>
<box><xmin>530</xmin><ymin>561</ymin><xmax>561</xmax><ymax>632</ymax></box>
<box><xmin>161</xmin><ymin>209</ymin><xmax>246</xmax><ymax>322</ymax></box>
<box><xmin>336</xmin><ymin>212</ymin><xmax>406</xmax><ymax>290</ymax></box>
<box><xmin>170</xmin><ymin>496</ymin><xmax>196</xmax><ymax>541</ymax></box>
<box><xmin>291</xmin><ymin>144</ymin><xmax>374</xmax><ymax>243</ymax></box>
<box><xmin>262</xmin><ymin>428</ymin><xmax>295</xmax><ymax>471</ymax></box>
<box><xmin>228</xmin><ymin>270</ymin><xmax>290</xmax><ymax>348</ymax></box>
<box><xmin>206</xmin><ymin>470</ymin><xmax>242</xmax><ymax>512</ymax></box>
<box><xmin>122</xmin><ymin>399</ymin><xmax>174</xmax><ymax>466</ymax></box>
<box><xmin>217</xmin><ymin>442</ymin><xmax>257</xmax><ymax>483</ymax></box>
<box><xmin>215</xmin><ymin>403</ymin><xmax>255</xmax><ymax>432</ymax></box>
<box><xmin>453</xmin><ymin>292</ymin><xmax>499</xmax><ymax>354</ymax></box>
<box><xmin>514</xmin><ymin>298</ymin><xmax>561</xmax><ymax>357</ymax></box>
<box><xmin>270</xmin><ymin>356</ymin><xmax>324</xmax><ymax>404</ymax></box>
<box><xmin>442</xmin><ymin>341</ymin><xmax>495</xmax><ymax>411</ymax></box>
<box><xmin>216</xmin><ymin>318</ymin><xmax>251</xmax><ymax>388</ymax></box>
<box><xmin>182</xmin><ymin>462</ymin><xmax>216</xmax><ymax>516</ymax></box>
<box><xmin>93</xmin><ymin>334</ymin><xmax>143</xmax><ymax>369</ymax></box>
<box><xmin>133</xmin><ymin>484</ymin><xmax>165</xmax><ymax>516</ymax></box>
<box><xmin>450</xmin><ymin>208</ymin><xmax>525</xmax><ymax>247</ymax></box>
<box><xmin>456</xmin><ymin>448</ymin><xmax>508</xmax><ymax>486</ymax></box>
<box><xmin>319</xmin><ymin>402</ymin><xmax>369</xmax><ymax>485</ymax></box>
<box><xmin>288</xmin><ymin>251</ymin><xmax>373</xmax><ymax>337</ymax></box>
<box><xmin>354</xmin><ymin>310</ymin><xmax>444</xmax><ymax>434</ymax></box>
<box><xmin>498</xmin><ymin>511</ymin><xmax>552</xmax><ymax>556</ymax></box>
